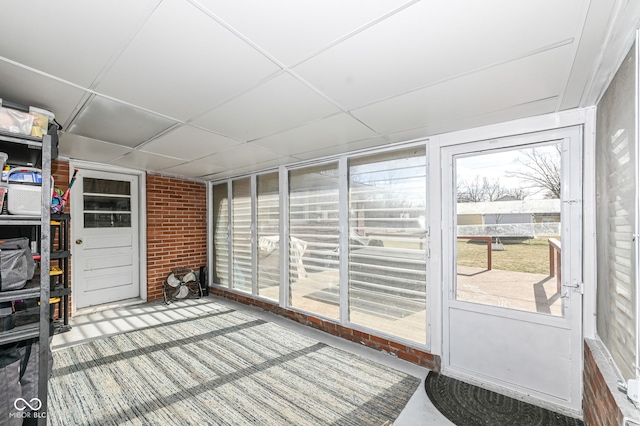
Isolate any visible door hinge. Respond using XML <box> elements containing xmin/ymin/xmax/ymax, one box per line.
<box><xmin>426</xmin><ymin>248</ymin><xmax>431</xmax><ymax>259</ymax></box>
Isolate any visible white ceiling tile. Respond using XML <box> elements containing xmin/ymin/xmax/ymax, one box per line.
<box><xmin>352</xmin><ymin>46</ymin><xmax>570</xmax><ymax>135</ymax></box>
<box><xmin>66</xmin><ymin>96</ymin><xmax>177</xmax><ymax>148</ymax></box>
<box><xmin>197</xmin><ymin>0</ymin><xmax>412</xmax><ymax>65</ymax></box>
<box><xmin>0</xmin><ymin>0</ymin><xmax>160</xmax><ymax>87</ymax></box>
<box><xmin>192</xmin><ymin>73</ymin><xmax>341</xmax><ymax>141</ymax></box>
<box><xmin>385</xmin><ymin>97</ymin><xmax>559</xmax><ymax>144</ymax></box>
<box><xmin>139</xmin><ymin>125</ymin><xmax>241</xmax><ymax>160</ymax></box>
<box><xmin>95</xmin><ymin>0</ymin><xmax>280</xmax><ymax>120</ymax></box>
<box><xmin>59</xmin><ymin>133</ymin><xmax>133</xmax><ymax>163</ymax></box>
<box><xmin>253</xmin><ymin>113</ymin><xmax>378</xmax><ymax>156</ymax></box>
<box><xmin>294</xmin><ymin>0</ymin><xmax>585</xmax><ymax>110</ymax></box>
<box><xmin>109</xmin><ymin>150</ymin><xmax>183</xmax><ymax>171</ymax></box>
<box><xmin>0</xmin><ymin>60</ymin><xmax>86</xmax><ymax>124</ymax></box>
<box><xmin>292</xmin><ymin>136</ymin><xmax>389</xmax><ymax>161</ymax></box>
<box><xmin>209</xmin><ymin>156</ymin><xmax>297</xmax><ymax>179</ymax></box>
<box><xmin>199</xmin><ymin>143</ymin><xmax>283</xmax><ymax>169</ymax></box>
<box><xmin>159</xmin><ymin>161</ymin><xmax>225</xmax><ymax>178</ymax></box>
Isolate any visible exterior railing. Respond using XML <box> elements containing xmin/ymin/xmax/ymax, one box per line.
<box><xmin>457</xmin><ymin>236</ymin><xmax>492</xmax><ymax>270</ymax></box>
<box><xmin>548</xmin><ymin>238</ymin><xmax>561</xmax><ymax>292</ymax></box>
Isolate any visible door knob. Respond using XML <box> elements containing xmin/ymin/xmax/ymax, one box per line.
<box><xmin>75</xmin><ymin>239</ymin><xmax>83</xmax><ymax>245</ymax></box>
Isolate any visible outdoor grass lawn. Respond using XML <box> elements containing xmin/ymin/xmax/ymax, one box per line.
<box><xmin>457</xmin><ymin>237</ymin><xmax>558</xmax><ymax>274</ymax></box>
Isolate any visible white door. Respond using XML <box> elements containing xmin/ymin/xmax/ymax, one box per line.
<box><xmin>72</xmin><ymin>169</ymin><xmax>140</xmax><ymax>309</ymax></box>
<box><xmin>441</xmin><ymin>127</ymin><xmax>583</xmax><ymax>414</ymax></box>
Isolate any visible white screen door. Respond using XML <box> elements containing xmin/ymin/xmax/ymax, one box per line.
<box><xmin>441</xmin><ymin>127</ymin><xmax>583</xmax><ymax>414</ymax></box>
<box><xmin>72</xmin><ymin>169</ymin><xmax>140</xmax><ymax>309</ymax></box>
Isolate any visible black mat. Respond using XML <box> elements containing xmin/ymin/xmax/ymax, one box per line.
<box><xmin>425</xmin><ymin>371</ymin><xmax>584</xmax><ymax>426</ymax></box>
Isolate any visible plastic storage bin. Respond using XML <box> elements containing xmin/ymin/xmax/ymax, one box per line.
<box><xmin>28</xmin><ymin>107</ymin><xmax>54</xmax><ymax>138</ymax></box>
<box><xmin>0</xmin><ymin>105</ymin><xmax>33</xmax><ymax>136</ymax></box>
<box><xmin>7</xmin><ymin>167</ymin><xmax>53</xmax><ymax>216</ymax></box>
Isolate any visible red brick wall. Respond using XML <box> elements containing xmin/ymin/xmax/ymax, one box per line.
<box><xmin>209</xmin><ymin>286</ymin><xmax>441</xmax><ymax>371</ymax></box>
<box><xmin>583</xmin><ymin>340</ymin><xmax>625</xmax><ymax>425</ymax></box>
<box><xmin>146</xmin><ymin>174</ymin><xmax>207</xmax><ymax>302</ymax></box>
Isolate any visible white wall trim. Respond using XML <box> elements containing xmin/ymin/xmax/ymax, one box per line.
<box><xmin>583</xmin><ymin>106</ymin><xmax>598</xmax><ymax>339</ymax></box>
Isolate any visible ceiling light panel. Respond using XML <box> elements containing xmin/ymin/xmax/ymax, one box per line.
<box><xmin>196</xmin><ymin>0</ymin><xmax>413</xmax><ymax>65</ymax></box>
<box><xmin>95</xmin><ymin>0</ymin><xmax>280</xmax><ymax>120</ymax></box>
<box><xmin>66</xmin><ymin>96</ymin><xmax>177</xmax><ymax>148</ymax></box>
<box><xmin>59</xmin><ymin>133</ymin><xmax>133</xmax><ymax>163</ymax></box>
<box><xmin>253</xmin><ymin>113</ymin><xmax>377</xmax><ymax>156</ymax></box>
<box><xmin>0</xmin><ymin>0</ymin><xmax>161</xmax><ymax>87</ymax></box>
<box><xmin>140</xmin><ymin>125</ymin><xmax>241</xmax><ymax>160</ymax></box>
<box><xmin>293</xmin><ymin>0</ymin><xmax>585</xmax><ymax>110</ymax></box>
<box><xmin>192</xmin><ymin>73</ymin><xmax>341</xmax><ymax>141</ymax></box>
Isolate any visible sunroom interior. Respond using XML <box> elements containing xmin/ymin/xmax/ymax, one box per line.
<box><xmin>2</xmin><ymin>0</ymin><xmax>640</xmax><ymax>424</ymax></box>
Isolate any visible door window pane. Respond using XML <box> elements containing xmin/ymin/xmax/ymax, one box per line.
<box><xmin>232</xmin><ymin>178</ymin><xmax>252</xmax><ymax>293</ymax></box>
<box><xmin>83</xmin><ymin>178</ymin><xmax>132</xmax><ymax>228</ymax></box>
<box><xmin>84</xmin><ymin>178</ymin><xmax>130</xmax><ymax>195</ymax></box>
<box><xmin>212</xmin><ymin>183</ymin><xmax>229</xmax><ymax>286</ymax></box>
<box><xmin>455</xmin><ymin>143</ymin><xmax>563</xmax><ymax>316</ymax></box>
<box><xmin>348</xmin><ymin>147</ymin><xmax>427</xmax><ymax>344</ymax></box>
<box><xmin>289</xmin><ymin>163</ymin><xmax>339</xmax><ymax>319</ymax></box>
<box><xmin>83</xmin><ymin>195</ymin><xmax>131</xmax><ymax>212</ymax></box>
<box><xmin>84</xmin><ymin>213</ymin><xmax>131</xmax><ymax>228</ymax></box>
<box><xmin>257</xmin><ymin>172</ymin><xmax>279</xmax><ymax>300</ymax></box>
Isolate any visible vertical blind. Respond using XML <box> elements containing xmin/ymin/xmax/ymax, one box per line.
<box><xmin>288</xmin><ymin>163</ymin><xmax>340</xmax><ymax>319</ymax></box>
<box><xmin>348</xmin><ymin>147</ymin><xmax>427</xmax><ymax>344</ymax></box>
<box><xmin>232</xmin><ymin>178</ymin><xmax>252</xmax><ymax>293</ymax></box>
<box><xmin>212</xmin><ymin>183</ymin><xmax>229</xmax><ymax>286</ymax></box>
<box><xmin>257</xmin><ymin>172</ymin><xmax>280</xmax><ymax>300</ymax></box>
<box><xmin>596</xmin><ymin>41</ymin><xmax>637</xmax><ymax>380</ymax></box>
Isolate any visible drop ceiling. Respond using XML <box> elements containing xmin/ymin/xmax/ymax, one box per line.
<box><xmin>0</xmin><ymin>0</ymin><xmax>638</xmax><ymax>181</ymax></box>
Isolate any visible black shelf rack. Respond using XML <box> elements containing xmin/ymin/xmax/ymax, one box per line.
<box><xmin>0</xmin><ymin>130</ymin><xmax>54</xmax><ymax>424</ymax></box>
<box><xmin>50</xmin><ymin>213</ymin><xmax>71</xmax><ymax>333</ymax></box>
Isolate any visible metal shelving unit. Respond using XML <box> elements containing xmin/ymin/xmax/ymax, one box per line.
<box><xmin>0</xmin><ymin>130</ymin><xmax>53</xmax><ymax>425</ymax></box>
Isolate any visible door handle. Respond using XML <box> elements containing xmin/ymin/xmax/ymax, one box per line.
<box><xmin>75</xmin><ymin>239</ymin><xmax>83</xmax><ymax>245</ymax></box>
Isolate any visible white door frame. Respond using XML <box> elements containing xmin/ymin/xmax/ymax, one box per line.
<box><xmin>440</xmin><ymin>126</ymin><xmax>583</xmax><ymax>416</ymax></box>
<box><xmin>69</xmin><ymin>160</ymin><xmax>147</xmax><ymax>315</ymax></box>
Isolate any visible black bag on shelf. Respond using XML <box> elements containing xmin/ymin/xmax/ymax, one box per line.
<box><xmin>0</xmin><ymin>237</ymin><xmax>35</xmax><ymax>291</ymax></box>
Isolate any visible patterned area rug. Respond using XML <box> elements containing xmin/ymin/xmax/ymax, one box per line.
<box><xmin>424</xmin><ymin>371</ymin><xmax>584</xmax><ymax>426</ymax></box>
<box><xmin>48</xmin><ymin>307</ymin><xmax>420</xmax><ymax>425</ymax></box>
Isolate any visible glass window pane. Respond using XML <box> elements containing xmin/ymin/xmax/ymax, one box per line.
<box><xmin>289</xmin><ymin>163</ymin><xmax>340</xmax><ymax>319</ymax></box>
<box><xmin>212</xmin><ymin>183</ymin><xmax>229</xmax><ymax>286</ymax></box>
<box><xmin>83</xmin><ymin>195</ymin><xmax>131</xmax><ymax>212</ymax></box>
<box><xmin>84</xmin><ymin>213</ymin><xmax>131</xmax><ymax>228</ymax></box>
<box><xmin>84</xmin><ymin>178</ymin><xmax>130</xmax><ymax>195</ymax></box>
<box><xmin>348</xmin><ymin>147</ymin><xmax>427</xmax><ymax>344</ymax></box>
<box><xmin>455</xmin><ymin>143</ymin><xmax>563</xmax><ymax>317</ymax></box>
<box><xmin>257</xmin><ymin>172</ymin><xmax>279</xmax><ymax>301</ymax></box>
<box><xmin>232</xmin><ymin>178</ymin><xmax>252</xmax><ymax>293</ymax></box>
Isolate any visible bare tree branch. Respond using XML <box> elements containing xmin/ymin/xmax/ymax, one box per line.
<box><xmin>507</xmin><ymin>146</ymin><xmax>561</xmax><ymax>198</ymax></box>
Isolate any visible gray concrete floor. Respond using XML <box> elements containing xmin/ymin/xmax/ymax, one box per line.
<box><xmin>52</xmin><ymin>296</ymin><xmax>453</xmax><ymax>425</ymax></box>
